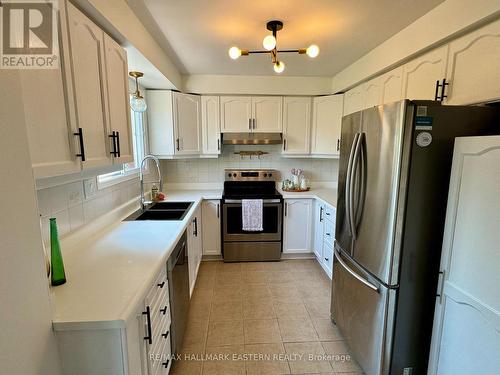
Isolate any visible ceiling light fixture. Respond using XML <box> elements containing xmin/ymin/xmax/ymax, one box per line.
<box><xmin>129</xmin><ymin>71</ymin><xmax>147</xmax><ymax>113</ymax></box>
<box><xmin>228</xmin><ymin>20</ymin><xmax>319</xmax><ymax>74</ymax></box>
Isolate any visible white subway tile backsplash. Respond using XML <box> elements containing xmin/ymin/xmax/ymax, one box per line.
<box><xmin>69</xmin><ymin>204</ymin><xmax>85</xmax><ymax>232</ymax></box>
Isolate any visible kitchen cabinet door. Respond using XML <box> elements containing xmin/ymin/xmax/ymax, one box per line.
<box><xmin>173</xmin><ymin>92</ymin><xmax>201</xmax><ymax>155</ymax></box>
<box><xmin>282</xmin><ymin>97</ymin><xmax>311</xmax><ymax>155</ymax></box>
<box><xmin>201</xmin><ymin>96</ymin><xmax>221</xmax><ymax>155</ymax></box>
<box><xmin>380</xmin><ymin>67</ymin><xmax>403</xmax><ymax>105</ymax></box>
<box><xmin>202</xmin><ymin>200</ymin><xmax>221</xmax><ymax>256</ymax></box>
<box><xmin>66</xmin><ymin>2</ymin><xmax>111</xmax><ymax>169</ymax></box>
<box><xmin>402</xmin><ymin>45</ymin><xmax>448</xmax><ymax>100</ymax></box>
<box><xmin>252</xmin><ymin>96</ymin><xmax>283</xmax><ymax>133</ymax></box>
<box><xmin>283</xmin><ymin>199</ymin><xmax>313</xmax><ymax>253</ymax></box>
<box><xmin>445</xmin><ymin>18</ymin><xmax>500</xmax><ymax>105</ymax></box>
<box><xmin>343</xmin><ymin>86</ymin><xmax>365</xmax><ymax>116</ymax></box>
<box><xmin>21</xmin><ymin>0</ymin><xmax>80</xmax><ymax>178</ymax></box>
<box><xmin>311</xmin><ymin>95</ymin><xmax>344</xmax><ymax>156</ymax></box>
<box><xmin>363</xmin><ymin>78</ymin><xmax>383</xmax><ymax>109</ymax></box>
<box><xmin>187</xmin><ymin>208</ymin><xmax>202</xmax><ymax>296</ymax></box>
<box><xmin>220</xmin><ymin>96</ymin><xmax>252</xmax><ymax>132</ymax></box>
<box><xmin>103</xmin><ymin>33</ymin><xmax>134</xmax><ymax>164</ymax></box>
<box><xmin>313</xmin><ymin>201</ymin><xmax>324</xmax><ymax>261</ymax></box>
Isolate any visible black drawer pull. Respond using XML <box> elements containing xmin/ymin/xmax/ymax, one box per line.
<box><xmin>325</xmin><ymin>212</ymin><xmax>330</xmax><ymax>216</ymax></box>
<box><xmin>116</xmin><ymin>131</ymin><xmax>121</xmax><ymax>157</ymax></box>
<box><xmin>157</xmin><ymin>281</ymin><xmax>165</xmax><ymax>288</ymax></box>
<box><xmin>160</xmin><ymin>306</ymin><xmax>167</xmax><ymax>315</ymax></box>
<box><xmin>326</xmin><ymin>233</ymin><xmax>331</xmax><ymax>236</ymax></box>
<box><xmin>162</xmin><ymin>331</ymin><xmax>169</xmax><ymax>339</ymax></box>
<box><xmin>74</xmin><ymin>127</ymin><xmax>86</xmax><ymax>161</ymax></box>
<box><xmin>109</xmin><ymin>131</ymin><xmax>118</xmax><ymax>156</ymax></box>
<box><xmin>325</xmin><ymin>257</ymin><xmax>329</xmax><ymax>262</ymax></box>
<box><xmin>162</xmin><ymin>360</ymin><xmax>169</xmax><ymax>368</ymax></box>
<box><xmin>142</xmin><ymin>306</ymin><xmax>152</xmax><ymax>345</ymax></box>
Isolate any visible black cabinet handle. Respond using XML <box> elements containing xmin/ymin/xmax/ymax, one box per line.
<box><xmin>176</xmin><ymin>138</ymin><xmax>180</xmax><ymax>151</ymax></box>
<box><xmin>434</xmin><ymin>80</ymin><xmax>440</xmax><ymax>101</ymax></box>
<box><xmin>319</xmin><ymin>207</ymin><xmax>323</xmax><ymax>222</ymax></box>
<box><xmin>162</xmin><ymin>331</ymin><xmax>169</xmax><ymax>339</ymax></box>
<box><xmin>337</xmin><ymin>139</ymin><xmax>340</xmax><ymax>151</ymax></box>
<box><xmin>217</xmin><ymin>139</ymin><xmax>220</xmax><ymax>151</ymax></box>
<box><xmin>74</xmin><ymin>127</ymin><xmax>86</xmax><ymax>161</ymax></box>
<box><xmin>160</xmin><ymin>305</ymin><xmax>167</xmax><ymax>315</ymax></box>
<box><xmin>325</xmin><ymin>212</ymin><xmax>330</xmax><ymax>216</ymax></box>
<box><xmin>116</xmin><ymin>131</ymin><xmax>121</xmax><ymax>157</ymax></box>
<box><xmin>109</xmin><ymin>131</ymin><xmax>117</xmax><ymax>156</ymax></box>
<box><xmin>248</xmin><ymin>119</ymin><xmax>252</xmax><ymax>130</ymax></box>
<box><xmin>326</xmin><ymin>233</ymin><xmax>331</xmax><ymax>236</ymax></box>
<box><xmin>217</xmin><ymin>203</ymin><xmax>220</xmax><ymax>218</ymax></box>
<box><xmin>142</xmin><ymin>306</ymin><xmax>152</xmax><ymax>345</ymax></box>
<box><xmin>284</xmin><ymin>203</ymin><xmax>287</xmax><ymax>217</ymax></box>
<box><xmin>193</xmin><ymin>217</ymin><xmax>198</xmax><ymax>237</ymax></box>
<box><xmin>434</xmin><ymin>78</ymin><xmax>449</xmax><ymax>101</ymax></box>
<box><xmin>325</xmin><ymin>257</ymin><xmax>329</xmax><ymax>262</ymax></box>
<box><xmin>283</xmin><ymin>139</ymin><xmax>287</xmax><ymax>151</ymax></box>
<box><xmin>157</xmin><ymin>281</ymin><xmax>165</xmax><ymax>288</ymax></box>
<box><xmin>162</xmin><ymin>360</ymin><xmax>169</xmax><ymax>368</ymax></box>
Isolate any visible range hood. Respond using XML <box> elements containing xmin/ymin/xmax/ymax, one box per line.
<box><xmin>222</xmin><ymin>132</ymin><xmax>283</xmax><ymax>145</ymax></box>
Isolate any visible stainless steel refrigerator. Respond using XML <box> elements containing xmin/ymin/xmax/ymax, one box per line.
<box><xmin>331</xmin><ymin>100</ymin><xmax>500</xmax><ymax>375</ymax></box>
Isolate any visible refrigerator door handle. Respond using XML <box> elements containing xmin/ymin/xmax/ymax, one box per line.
<box><xmin>350</xmin><ymin>133</ymin><xmax>363</xmax><ymax>240</ymax></box>
<box><xmin>345</xmin><ymin>133</ymin><xmax>360</xmax><ymax>238</ymax></box>
<box><xmin>354</xmin><ymin>133</ymin><xmax>367</xmax><ymax>229</ymax></box>
<box><xmin>334</xmin><ymin>248</ymin><xmax>379</xmax><ymax>292</ymax></box>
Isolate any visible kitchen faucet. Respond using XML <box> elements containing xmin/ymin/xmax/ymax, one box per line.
<box><xmin>139</xmin><ymin>154</ymin><xmax>163</xmax><ymax>210</ymax></box>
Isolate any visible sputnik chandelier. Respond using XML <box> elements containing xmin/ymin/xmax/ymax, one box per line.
<box><xmin>228</xmin><ymin>20</ymin><xmax>319</xmax><ymax>73</ymax></box>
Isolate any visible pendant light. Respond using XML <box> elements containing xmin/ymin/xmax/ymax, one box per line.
<box><xmin>129</xmin><ymin>71</ymin><xmax>147</xmax><ymax>113</ymax></box>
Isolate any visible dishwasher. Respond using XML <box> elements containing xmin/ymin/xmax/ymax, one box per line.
<box><xmin>167</xmin><ymin>232</ymin><xmax>190</xmax><ymax>356</ymax></box>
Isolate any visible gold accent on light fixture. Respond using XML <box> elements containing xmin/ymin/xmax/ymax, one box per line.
<box><xmin>129</xmin><ymin>71</ymin><xmax>147</xmax><ymax>112</ymax></box>
<box><xmin>228</xmin><ymin>20</ymin><xmax>319</xmax><ymax>74</ymax></box>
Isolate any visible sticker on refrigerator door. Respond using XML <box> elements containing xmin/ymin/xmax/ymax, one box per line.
<box><xmin>415</xmin><ymin>116</ymin><xmax>433</xmax><ymax>130</ymax></box>
<box><xmin>416</xmin><ymin>132</ymin><xmax>432</xmax><ymax>147</ymax></box>
<box><xmin>416</xmin><ymin>106</ymin><xmax>428</xmax><ymax>116</ymax></box>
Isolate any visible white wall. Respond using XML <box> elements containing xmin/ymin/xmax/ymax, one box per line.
<box><xmin>161</xmin><ymin>145</ymin><xmax>339</xmax><ymax>184</ymax></box>
<box><xmin>332</xmin><ymin>0</ymin><xmax>500</xmax><ymax>92</ymax></box>
<box><xmin>0</xmin><ymin>72</ymin><xmax>62</xmax><ymax>374</ymax></box>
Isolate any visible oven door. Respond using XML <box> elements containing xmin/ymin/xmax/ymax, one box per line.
<box><xmin>223</xmin><ymin>199</ymin><xmax>282</xmax><ymax>242</ymax></box>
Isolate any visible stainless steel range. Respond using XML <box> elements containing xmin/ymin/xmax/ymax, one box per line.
<box><xmin>222</xmin><ymin>169</ymin><xmax>283</xmax><ymax>262</ymax></box>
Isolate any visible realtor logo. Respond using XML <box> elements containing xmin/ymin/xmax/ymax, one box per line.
<box><xmin>0</xmin><ymin>0</ymin><xmax>59</xmax><ymax>69</ymax></box>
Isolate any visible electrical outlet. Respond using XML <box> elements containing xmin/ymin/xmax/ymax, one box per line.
<box><xmin>83</xmin><ymin>178</ymin><xmax>97</xmax><ymax>199</ymax></box>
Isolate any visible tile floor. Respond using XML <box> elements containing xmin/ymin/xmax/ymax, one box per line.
<box><xmin>171</xmin><ymin>259</ymin><xmax>364</xmax><ymax>375</ymax></box>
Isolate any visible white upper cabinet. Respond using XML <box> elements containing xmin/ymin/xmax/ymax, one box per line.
<box><xmin>445</xmin><ymin>18</ymin><xmax>500</xmax><ymax>105</ymax></box>
<box><xmin>202</xmin><ymin>200</ymin><xmax>221</xmax><ymax>256</ymax></box>
<box><xmin>103</xmin><ymin>33</ymin><xmax>134</xmax><ymax>164</ymax></box>
<box><xmin>173</xmin><ymin>92</ymin><xmax>201</xmax><ymax>155</ymax></box>
<box><xmin>66</xmin><ymin>2</ymin><xmax>111</xmax><ymax>169</ymax></box>
<box><xmin>282</xmin><ymin>97</ymin><xmax>311</xmax><ymax>155</ymax></box>
<box><xmin>21</xmin><ymin>0</ymin><xmax>80</xmax><ymax>179</ymax></box>
<box><xmin>283</xmin><ymin>199</ymin><xmax>313</xmax><ymax>253</ymax></box>
<box><xmin>380</xmin><ymin>66</ymin><xmax>403</xmax><ymax>105</ymax></box>
<box><xmin>220</xmin><ymin>96</ymin><xmax>252</xmax><ymax>132</ymax></box>
<box><xmin>311</xmin><ymin>95</ymin><xmax>344</xmax><ymax>157</ymax></box>
<box><xmin>252</xmin><ymin>96</ymin><xmax>282</xmax><ymax>133</ymax></box>
<box><xmin>147</xmin><ymin>91</ymin><xmax>202</xmax><ymax>157</ymax></box>
<box><xmin>220</xmin><ymin>96</ymin><xmax>282</xmax><ymax>133</ymax></box>
<box><xmin>363</xmin><ymin>79</ymin><xmax>383</xmax><ymax>109</ymax></box>
<box><xmin>201</xmin><ymin>96</ymin><xmax>221</xmax><ymax>155</ymax></box>
<box><xmin>343</xmin><ymin>86</ymin><xmax>365</xmax><ymax>116</ymax></box>
<box><xmin>402</xmin><ymin>45</ymin><xmax>448</xmax><ymax>101</ymax></box>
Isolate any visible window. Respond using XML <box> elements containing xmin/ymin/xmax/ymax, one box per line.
<box><xmin>97</xmin><ymin>109</ymin><xmax>148</xmax><ymax>188</ymax></box>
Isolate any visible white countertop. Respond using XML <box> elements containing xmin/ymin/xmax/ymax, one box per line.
<box><xmin>278</xmin><ymin>187</ymin><xmax>338</xmax><ymax>208</ymax></box>
<box><xmin>51</xmin><ymin>190</ymin><xmax>221</xmax><ymax>331</ymax></box>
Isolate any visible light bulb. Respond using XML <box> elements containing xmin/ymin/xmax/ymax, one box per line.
<box><xmin>273</xmin><ymin>61</ymin><xmax>285</xmax><ymax>73</ymax></box>
<box><xmin>228</xmin><ymin>46</ymin><xmax>242</xmax><ymax>60</ymax></box>
<box><xmin>130</xmin><ymin>94</ymin><xmax>147</xmax><ymax>113</ymax></box>
<box><xmin>306</xmin><ymin>44</ymin><xmax>320</xmax><ymax>58</ymax></box>
<box><xmin>262</xmin><ymin>35</ymin><xmax>276</xmax><ymax>51</ymax></box>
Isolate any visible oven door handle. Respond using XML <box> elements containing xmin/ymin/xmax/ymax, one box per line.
<box><xmin>224</xmin><ymin>199</ymin><xmax>281</xmax><ymax>204</ymax></box>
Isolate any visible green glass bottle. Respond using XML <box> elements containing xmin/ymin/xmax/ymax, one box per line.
<box><xmin>50</xmin><ymin>218</ymin><xmax>66</xmax><ymax>286</ymax></box>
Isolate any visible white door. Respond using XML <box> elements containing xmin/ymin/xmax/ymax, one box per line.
<box><xmin>252</xmin><ymin>96</ymin><xmax>283</xmax><ymax>133</ymax></box>
<box><xmin>103</xmin><ymin>33</ymin><xmax>134</xmax><ymax>164</ymax></box>
<box><xmin>402</xmin><ymin>45</ymin><xmax>448</xmax><ymax>100</ymax></box>
<box><xmin>380</xmin><ymin>66</ymin><xmax>404</xmax><ymax>105</ymax></box>
<box><xmin>445</xmin><ymin>18</ymin><xmax>500</xmax><ymax>105</ymax></box>
<box><xmin>343</xmin><ymin>86</ymin><xmax>365</xmax><ymax>116</ymax></box>
<box><xmin>283</xmin><ymin>199</ymin><xmax>313</xmax><ymax>253</ymax></box>
<box><xmin>313</xmin><ymin>201</ymin><xmax>324</xmax><ymax>261</ymax></box>
<box><xmin>428</xmin><ymin>136</ymin><xmax>500</xmax><ymax>375</ymax></box>
<box><xmin>363</xmin><ymin>78</ymin><xmax>383</xmax><ymax>109</ymax></box>
<box><xmin>173</xmin><ymin>93</ymin><xmax>201</xmax><ymax>155</ymax></box>
<box><xmin>202</xmin><ymin>200</ymin><xmax>221</xmax><ymax>255</ymax></box>
<box><xmin>311</xmin><ymin>95</ymin><xmax>344</xmax><ymax>156</ymax></box>
<box><xmin>201</xmin><ymin>96</ymin><xmax>221</xmax><ymax>155</ymax></box>
<box><xmin>66</xmin><ymin>2</ymin><xmax>111</xmax><ymax>169</ymax></box>
<box><xmin>282</xmin><ymin>97</ymin><xmax>311</xmax><ymax>155</ymax></box>
<box><xmin>220</xmin><ymin>96</ymin><xmax>252</xmax><ymax>132</ymax></box>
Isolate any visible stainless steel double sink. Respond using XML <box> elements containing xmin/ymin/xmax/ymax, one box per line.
<box><xmin>124</xmin><ymin>201</ymin><xmax>193</xmax><ymax>221</ymax></box>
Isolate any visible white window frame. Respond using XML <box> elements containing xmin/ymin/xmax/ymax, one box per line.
<box><xmin>97</xmin><ymin>103</ymin><xmax>149</xmax><ymax>190</ymax></box>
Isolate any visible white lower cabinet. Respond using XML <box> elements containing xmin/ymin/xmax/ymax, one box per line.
<box><xmin>312</xmin><ymin>201</ymin><xmax>336</xmax><ymax>278</ymax></box>
<box><xmin>313</xmin><ymin>201</ymin><xmax>324</xmax><ymax>260</ymax></box>
<box><xmin>202</xmin><ymin>200</ymin><xmax>221</xmax><ymax>256</ymax></box>
<box><xmin>283</xmin><ymin>199</ymin><xmax>313</xmax><ymax>253</ymax></box>
<box><xmin>188</xmin><ymin>207</ymin><xmax>202</xmax><ymax>296</ymax></box>
<box><xmin>55</xmin><ymin>268</ymin><xmax>172</xmax><ymax>375</ymax></box>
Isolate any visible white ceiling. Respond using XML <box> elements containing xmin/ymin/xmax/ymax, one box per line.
<box><xmin>131</xmin><ymin>0</ymin><xmax>444</xmax><ymax>77</ymax></box>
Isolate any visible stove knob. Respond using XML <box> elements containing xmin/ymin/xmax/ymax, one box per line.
<box><xmin>263</xmin><ymin>173</ymin><xmax>267</xmax><ymax>177</ymax></box>
<box><xmin>227</xmin><ymin>173</ymin><xmax>232</xmax><ymax>177</ymax></box>
<box><xmin>233</xmin><ymin>173</ymin><xmax>237</xmax><ymax>177</ymax></box>
<box><xmin>268</xmin><ymin>173</ymin><xmax>273</xmax><ymax>177</ymax></box>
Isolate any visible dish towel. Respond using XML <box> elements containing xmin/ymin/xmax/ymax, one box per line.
<box><xmin>242</xmin><ymin>199</ymin><xmax>264</xmax><ymax>231</ymax></box>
